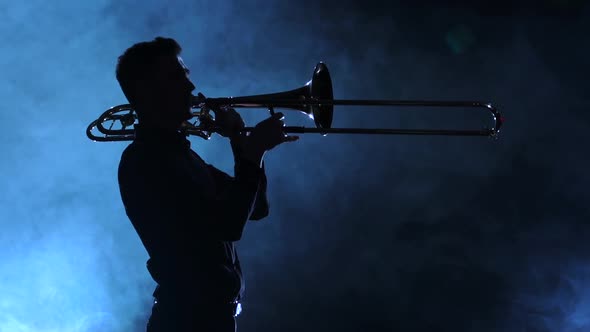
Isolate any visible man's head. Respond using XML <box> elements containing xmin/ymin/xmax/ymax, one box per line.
<box><xmin>116</xmin><ymin>37</ymin><xmax>195</xmax><ymax>128</ymax></box>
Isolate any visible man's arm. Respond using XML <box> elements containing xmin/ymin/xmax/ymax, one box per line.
<box><xmin>230</xmin><ymin>137</ymin><xmax>269</xmax><ymax>220</ymax></box>
<box><xmin>194</xmin><ymin>110</ymin><xmax>293</xmax><ymax>240</ymax></box>
<box><xmin>205</xmin><ymin>160</ymin><xmax>269</xmax><ymax>222</ymax></box>
<box><xmin>248</xmin><ymin>162</ymin><xmax>269</xmax><ymax>221</ymax></box>
<box><xmin>187</xmin><ymin>146</ymin><xmax>267</xmax><ymax>241</ymax></box>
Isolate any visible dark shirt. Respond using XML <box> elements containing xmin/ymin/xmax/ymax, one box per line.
<box><xmin>118</xmin><ymin>124</ymin><xmax>268</xmax><ymax>304</ymax></box>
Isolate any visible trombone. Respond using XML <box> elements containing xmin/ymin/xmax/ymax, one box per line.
<box><xmin>86</xmin><ymin>62</ymin><xmax>503</xmax><ymax>142</ymax></box>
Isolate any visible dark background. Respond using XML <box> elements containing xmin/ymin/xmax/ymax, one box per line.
<box><xmin>0</xmin><ymin>0</ymin><xmax>588</xmax><ymax>331</ymax></box>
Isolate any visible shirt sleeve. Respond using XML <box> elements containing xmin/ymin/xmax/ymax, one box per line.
<box><xmin>229</xmin><ymin>136</ymin><xmax>269</xmax><ymax>221</ymax></box>
<box><xmin>206</xmin><ymin>158</ymin><xmax>269</xmax><ymax>221</ymax></box>
<box><xmin>186</xmin><ymin>149</ymin><xmax>269</xmax><ymax>241</ymax></box>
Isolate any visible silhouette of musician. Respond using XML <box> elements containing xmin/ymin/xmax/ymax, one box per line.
<box><xmin>116</xmin><ymin>37</ymin><xmax>297</xmax><ymax>332</ymax></box>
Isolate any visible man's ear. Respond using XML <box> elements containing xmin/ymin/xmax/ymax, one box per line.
<box><xmin>131</xmin><ymin>80</ymin><xmax>154</xmax><ymax>108</ymax></box>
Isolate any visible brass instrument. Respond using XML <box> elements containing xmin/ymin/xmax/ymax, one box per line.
<box><xmin>86</xmin><ymin>62</ymin><xmax>503</xmax><ymax>142</ymax></box>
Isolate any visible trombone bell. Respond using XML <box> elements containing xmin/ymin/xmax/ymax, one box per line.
<box><xmin>200</xmin><ymin>62</ymin><xmax>334</xmax><ymax>130</ymax></box>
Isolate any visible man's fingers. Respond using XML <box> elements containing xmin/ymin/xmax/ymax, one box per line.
<box><xmin>272</xmin><ymin>112</ymin><xmax>285</xmax><ymax>120</ymax></box>
<box><xmin>283</xmin><ymin>135</ymin><xmax>299</xmax><ymax>142</ymax></box>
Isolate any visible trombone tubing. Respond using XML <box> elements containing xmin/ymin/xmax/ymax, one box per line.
<box><xmin>239</xmin><ymin>126</ymin><xmax>495</xmax><ymax>136</ymax></box>
<box><xmin>87</xmin><ymin>99</ymin><xmax>502</xmax><ymax>141</ymax></box>
<box><xmin>198</xmin><ymin>98</ymin><xmax>502</xmax><ymax>137</ymax></box>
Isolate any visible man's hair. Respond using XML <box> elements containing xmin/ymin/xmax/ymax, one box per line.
<box><xmin>115</xmin><ymin>37</ymin><xmax>182</xmax><ymax>106</ymax></box>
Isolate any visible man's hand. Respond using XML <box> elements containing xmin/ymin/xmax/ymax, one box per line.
<box><xmin>248</xmin><ymin>112</ymin><xmax>299</xmax><ymax>151</ymax></box>
<box><xmin>213</xmin><ymin>106</ymin><xmax>245</xmax><ymax>138</ymax></box>
<box><xmin>235</xmin><ymin>112</ymin><xmax>299</xmax><ymax>167</ymax></box>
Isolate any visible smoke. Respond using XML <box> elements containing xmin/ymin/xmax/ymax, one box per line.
<box><xmin>0</xmin><ymin>0</ymin><xmax>589</xmax><ymax>331</ymax></box>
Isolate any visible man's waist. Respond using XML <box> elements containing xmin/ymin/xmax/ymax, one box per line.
<box><xmin>153</xmin><ymin>285</ymin><xmax>242</xmax><ymax>317</ymax></box>
<box><xmin>146</xmin><ymin>258</ymin><xmax>243</xmax><ymax>300</ymax></box>
<box><xmin>152</xmin><ymin>284</ymin><xmax>240</xmax><ymax>302</ymax></box>
<box><xmin>147</xmin><ymin>255</ymin><xmax>239</xmax><ymax>275</ymax></box>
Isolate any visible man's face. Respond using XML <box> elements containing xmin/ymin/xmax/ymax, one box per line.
<box><xmin>150</xmin><ymin>55</ymin><xmax>196</xmax><ymax>123</ymax></box>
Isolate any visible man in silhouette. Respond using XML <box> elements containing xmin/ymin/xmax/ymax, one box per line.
<box><xmin>116</xmin><ymin>37</ymin><xmax>297</xmax><ymax>331</ymax></box>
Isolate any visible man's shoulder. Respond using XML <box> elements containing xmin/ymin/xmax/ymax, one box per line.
<box><xmin>120</xmin><ymin>141</ymin><xmax>159</xmax><ymax>161</ymax></box>
<box><xmin>119</xmin><ymin>141</ymin><xmax>177</xmax><ymax>174</ymax></box>
<box><xmin>120</xmin><ymin>141</ymin><xmax>141</xmax><ymax>163</ymax></box>
<box><xmin>119</xmin><ymin>141</ymin><xmax>155</xmax><ymax>171</ymax></box>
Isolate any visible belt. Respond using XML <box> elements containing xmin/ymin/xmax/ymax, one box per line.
<box><xmin>153</xmin><ymin>285</ymin><xmax>242</xmax><ymax>317</ymax></box>
<box><xmin>229</xmin><ymin>301</ymin><xmax>242</xmax><ymax>317</ymax></box>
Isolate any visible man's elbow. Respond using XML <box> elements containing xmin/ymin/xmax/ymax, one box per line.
<box><xmin>249</xmin><ymin>202</ymin><xmax>269</xmax><ymax>221</ymax></box>
<box><xmin>217</xmin><ymin>219</ymin><xmax>246</xmax><ymax>241</ymax></box>
<box><xmin>249</xmin><ymin>211</ymin><xmax>268</xmax><ymax>221</ymax></box>
<box><xmin>224</xmin><ymin>228</ymin><xmax>244</xmax><ymax>242</ymax></box>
